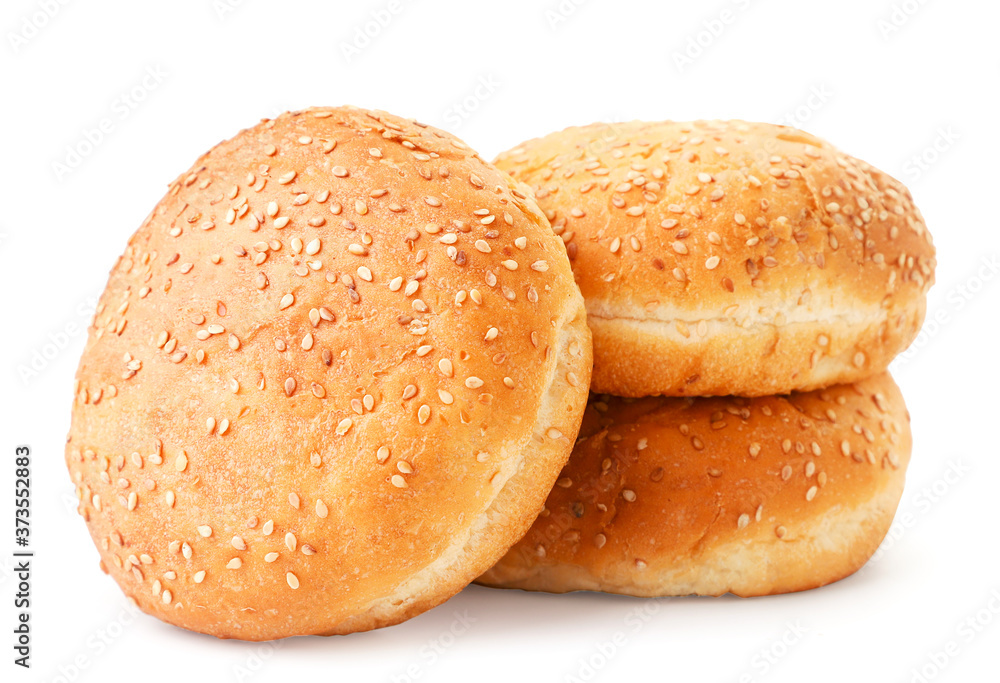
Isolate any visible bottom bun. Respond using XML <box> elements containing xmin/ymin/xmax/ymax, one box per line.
<box><xmin>477</xmin><ymin>372</ymin><xmax>911</xmax><ymax>597</ymax></box>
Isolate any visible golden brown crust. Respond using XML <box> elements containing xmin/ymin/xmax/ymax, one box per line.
<box><xmin>66</xmin><ymin>106</ymin><xmax>592</xmax><ymax>639</ymax></box>
<box><xmin>495</xmin><ymin>120</ymin><xmax>935</xmax><ymax>396</ymax></box>
<box><xmin>477</xmin><ymin>372</ymin><xmax>910</xmax><ymax>597</ymax></box>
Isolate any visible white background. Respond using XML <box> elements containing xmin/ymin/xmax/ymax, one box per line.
<box><xmin>1</xmin><ymin>0</ymin><xmax>998</xmax><ymax>681</ymax></box>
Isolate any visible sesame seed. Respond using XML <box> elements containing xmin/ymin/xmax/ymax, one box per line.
<box><xmin>357</xmin><ymin>266</ymin><xmax>373</xmax><ymax>282</ymax></box>
<box><xmin>417</xmin><ymin>405</ymin><xmax>430</xmax><ymax>424</ymax></box>
<box><xmin>484</xmin><ymin>327</ymin><xmax>499</xmax><ymax>341</ymax></box>
<box><xmin>438</xmin><ymin>359</ymin><xmax>454</xmax><ymax>377</ymax></box>
<box><xmin>194</xmin><ymin>571</ymin><xmax>206</xmax><ymax>583</ymax></box>
<box><xmin>286</xmin><ymin>572</ymin><xmax>299</xmax><ymax>589</ymax></box>
<box><xmin>705</xmin><ymin>256</ymin><xmax>721</xmax><ymax>270</ymax></box>
<box><xmin>262</xmin><ymin>520</ymin><xmax>274</xmax><ymax>535</ymax></box>
<box><xmin>547</xmin><ymin>428</ymin><xmax>563</xmax><ymax>439</ymax></box>
<box><xmin>336</xmin><ymin>418</ymin><xmax>353</xmax><ymax>435</ymax></box>
<box><xmin>622</xmin><ymin>489</ymin><xmax>637</xmax><ymax>502</ymax></box>
<box><xmin>391</xmin><ymin>474</ymin><xmax>408</xmax><ymax>488</ymax></box>
<box><xmin>288</xmin><ymin>492</ymin><xmax>300</xmax><ymax>509</ymax></box>
<box><xmin>465</xmin><ymin>376</ymin><xmax>484</xmax><ymax>389</ymax></box>
<box><xmin>264</xmin><ymin>553</ymin><xmax>279</xmax><ymax>563</ymax></box>
<box><xmin>806</xmin><ymin>486</ymin><xmax>818</xmax><ymax>501</ymax></box>
<box><xmin>284</xmin><ymin>377</ymin><xmax>296</xmax><ymax>397</ymax></box>
<box><xmin>316</xmin><ymin>499</ymin><xmax>328</xmax><ymax>518</ymax></box>
<box><xmin>197</xmin><ymin>525</ymin><xmax>212</xmax><ymax>537</ymax></box>
<box><xmin>174</xmin><ymin>453</ymin><xmax>188</xmax><ymax>472</ymax></box>
<box><xmin>279</xmin><ymin>293</ymin><xmax>294</xmax><ymax>310</ymax></box>
<box><xmin>737</xmin><ymin>513</ymin><xmax>750</xmax><ymax>529</ymax></box>
<box><xmin>285</xmin><ymin>533</ymin><xmax>297</xmax><ymax>551</ymax></box>
<box><xmin>231</xmin><ymin>536</ymin><xmax>246</xmax><ymax>550</ymax></box>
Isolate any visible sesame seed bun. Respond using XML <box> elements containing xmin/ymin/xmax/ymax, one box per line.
<box><xmin>494</xmin><ymin>120</ymin><xmax>936</xmax><ymax>397</ymax></box>
<box><xmin>477</xmin><ymin>372</ymin><xmax>910</xmax><ymax>597</ymax></box>
<box><xmin>66</xmin><ymin>106</ymin><xmax>592</xmax><ymax>639</ymax></box>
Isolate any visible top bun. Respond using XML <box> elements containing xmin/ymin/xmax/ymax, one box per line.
<box><xmin>495</xmin><ymin>120</ymin><xmax>935</xmax><ymax>397</ymax></box>
<box><xmin>66</xmin><ymin>106</ymin><xmax>592</xmax><ymax>639</ymax></box>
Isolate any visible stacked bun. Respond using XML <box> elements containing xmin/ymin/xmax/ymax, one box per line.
<box><xmin>480</xmin><ymin>120</ymin><xmax>934</xmax><ymax>596</ymax></box>
<box><xmin>67</xmin><ymin>111</ymin><xmax>935</xmax><ymax>640</ymax></box>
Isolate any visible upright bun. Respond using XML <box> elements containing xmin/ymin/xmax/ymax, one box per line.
<box><xmin>66</xmin><ymin>106</ymin><xmax>592</xmax><ymax>639</ymax></box>
<box><xmin>478</xmin><ymin>372</ymin><xmax>910</xmax><ymax>597</ymax></box>
<box><xmin>495</xmin><ymin>120</ymin><xmax>935</xmax><ymax>397</ymax></box>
